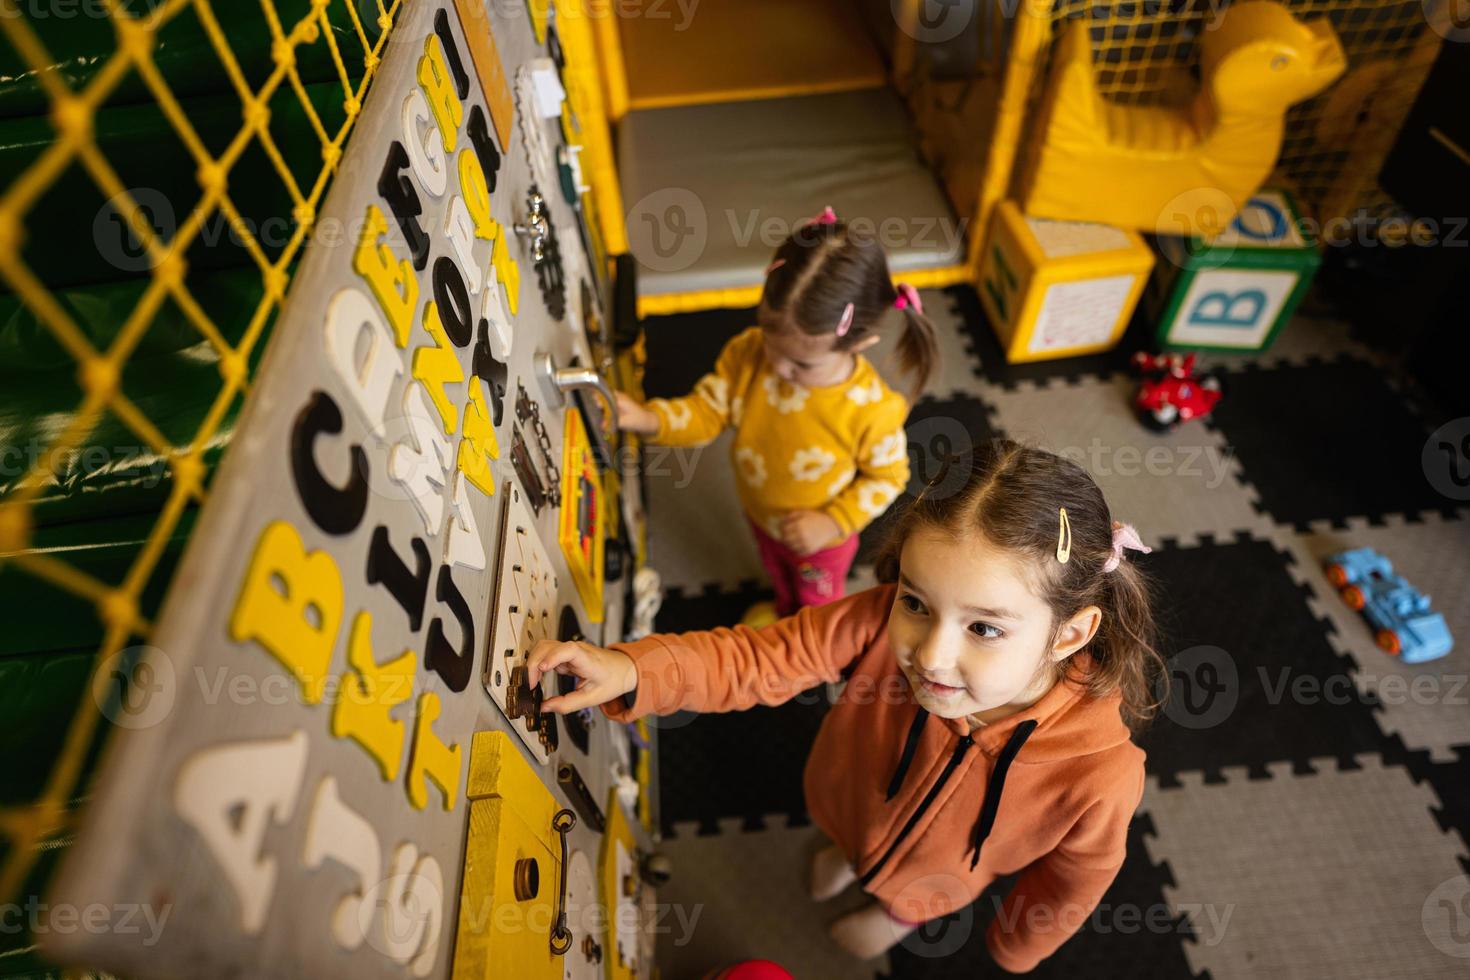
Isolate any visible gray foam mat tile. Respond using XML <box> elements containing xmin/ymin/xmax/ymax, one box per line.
<box><xmin>655</xmin><ymin>819</ymin><xmax>886</xmax><ymax>980</ymax></box>
<box><xmin>983</xmin><ymin>374</ymin><xmax>1272</xmax><ymax>547</ymax></box>
<box><xmin>645</xmin><ymin>429</ymin><xmax>766</xmax><ymax>595</ymax></box>
<box><xmin>1276</xmin><ymin>513</ymin><xmax>1470</xmax><ymax>762</ymax></box>
<box><xmin>1141</xmin><ymin>758</ymin><xmax>1470</xmax><ymax>979</ymax></box>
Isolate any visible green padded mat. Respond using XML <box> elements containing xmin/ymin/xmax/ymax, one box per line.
<box><xmin>0</xmin><ymin>509</ymin><xmax>197</xmax><ymax>657</ymax></box>
<box><xmin>0</xmin><ymin>0</ymin><xmax>384</xmax><ymax>119</ymax></box>
<box><xmin>2</xmin><ymin>77</ymin><xmax>352</xmax><ymax>290</ymax></box>
<box><xmin>0</xmin><ymin>268</ymin><xmax>273</xmax><ymax>528</ymax></box>
<box><xmin>0</xmin><ymin>9</ymin><xmax>380</xmax><ymax>975</ymax></box>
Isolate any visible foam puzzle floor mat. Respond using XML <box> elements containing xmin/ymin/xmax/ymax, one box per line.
<box><xmin>637</xmin><ymin>286</ymin><xmax>1470</xmax><ymax>979</ymax></box>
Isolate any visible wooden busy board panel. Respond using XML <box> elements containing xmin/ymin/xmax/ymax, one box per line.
<box><xmin>40</xmin><ymin>3</ymin><xmax>648</xmax><ymax>979</ymax></box>
<box><xmin>485</xmin><ymin>480</ymin><xmax>559</xmax><ymax>764</ymax></box>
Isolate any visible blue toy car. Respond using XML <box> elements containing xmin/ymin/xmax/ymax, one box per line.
<box><xmin>1324</xmin><ymin>548</ymin><xmax>1453</xmax><ymax>664</ymax></box>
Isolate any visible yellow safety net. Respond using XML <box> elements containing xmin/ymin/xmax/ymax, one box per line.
<box><xmin>0</xmin><ymin>0</ymin><xmax>402</xmax><ymax>921</ymax></box>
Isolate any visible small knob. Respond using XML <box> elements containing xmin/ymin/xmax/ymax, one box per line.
<box><xmin>639</xmin><ymin>852</ymin><xmax>673</xmax><ymax>887</ymax></box>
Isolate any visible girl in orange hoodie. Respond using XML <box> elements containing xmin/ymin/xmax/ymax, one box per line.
<box><xmin>528</xmin><ymin>440</ymin><xmax>1165</xmax><ymax>971</ymax></box>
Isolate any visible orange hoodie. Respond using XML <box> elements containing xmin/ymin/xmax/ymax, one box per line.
<box><xmin>604</xmin><ymin>584</ymin><xmax>1146</xmax><ymax>973</ymax></box>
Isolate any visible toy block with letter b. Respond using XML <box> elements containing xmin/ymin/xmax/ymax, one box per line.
<box><xmin>1149</xmin><ymin>189</ymin><xmax>1321</xmax><ymax>352</ymax></box>
<box><xmin>979</xmin><ymin>201</ymin><xmax>1154</xmax><ymax>363</ymax></box>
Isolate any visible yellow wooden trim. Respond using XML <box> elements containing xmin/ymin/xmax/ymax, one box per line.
<box><xmin>896</xmin><ymin>263</ymin><xmax>973</xmax><ymax>290</ymax></box>
<box><xmin>634</xmin><ymin>264</ymin><xmax>972</xmax><ymax>318</ymax></box>
<box><xmin>600</xmin><ymin>799</ymin><xmax>640</xmax><ymax>980</ymax></box>
<box><xmin>589</xmin><ymin>0</ymin><xmax>629</xmax><ymax>123</ymax></box>
<box><xmin>892</xmin><ymin>0</ymin><xmax>919</xmax><ymax>92</ymax></box>
<box><xmin>625</xmin><ymin>75</ymin><xmax>887</xmax><ymax>113</ymax></box>
<box><xmin>555</xmin><ymin>0</ymin><xmax>628</xmax><ymax>255</ymax></box>
<box><xmin>636</xmin><ymin>284</ymin><xmax>765</xmax><ymax>318</ymax></box>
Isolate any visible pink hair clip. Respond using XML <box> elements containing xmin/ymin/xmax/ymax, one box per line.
<box><xmin>807</xmin><ymin>205</ymin><xmax>837</xmax><ymax>226</ymax></box>
<box><xmin>1102</xmin><ymin>522</ymin><xmax>1151</xmax><ymax>573</ymax></box>
<box><xmin>893</xmin><ymin>283</ymin><xmax>923</xmax><ymax>315</ymax></box>
<box><xmin>766</xmin><ymin>258</ymin><xmax>786</xmax><ymax>275</ymax></box>
<box><xmin>835</xmin><ymin>302</ymin><xmax>854</xmax><ymax>337</ymax></box>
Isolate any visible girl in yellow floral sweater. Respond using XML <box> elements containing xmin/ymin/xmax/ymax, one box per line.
<box><xmin>616</xmin><ymin>208</ymin><xmax>938</xmax><ymax>614</ymax></box>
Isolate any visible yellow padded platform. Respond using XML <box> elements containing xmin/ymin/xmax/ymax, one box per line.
<box><xmin>617</xmin><ymin>0</ymin><xmax>887</xmax><ymax>110</ymax></box>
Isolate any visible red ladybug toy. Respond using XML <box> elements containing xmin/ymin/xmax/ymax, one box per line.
<box><xmin>1130</xmin><ymin>351</ymin><xmax>1224</xmax><ymax>431</ymax></box>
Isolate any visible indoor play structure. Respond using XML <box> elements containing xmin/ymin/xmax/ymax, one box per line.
<box><xmin>588</xmin><ymin>0</ymin><xmax>1437</xmax><ymax>327</ymax></box>
<box><xmin>0</xmin><ymin>3</ymin><xmax>658</xmax><ymax>978</ymax></box>
<box><xmin>0</xmin><ymin>0</ymin><xmax>1449</xmax><ymax>978</ymax></box>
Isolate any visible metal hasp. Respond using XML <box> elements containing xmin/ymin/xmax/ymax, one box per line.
<box><xmin>515</xmin><ymin>189</ymin><xmax>551</xmax><ymax>262</ymax></box>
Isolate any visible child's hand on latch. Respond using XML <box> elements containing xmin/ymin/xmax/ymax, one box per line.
<box><xmin>613</xmin><ymin>392</ymin><xmax>660</xmax><ymax>435</ymax></box>
<box><xmin>527</xmin><ymin>639</ymin><xmax>639</xmax><ymax>714</ymax></box>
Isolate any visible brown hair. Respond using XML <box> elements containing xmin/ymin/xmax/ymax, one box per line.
<box><xmin>758</xmin><ymin>217</ymin><xmax>937</xmax><ymax>401</ymax></box>
<box><xmin>874</xmin><ymin>439</ymin><xmax>1167</xmax><ymax>732</ymax></box>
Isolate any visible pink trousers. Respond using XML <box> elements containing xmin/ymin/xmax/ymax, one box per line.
<box><xmin>748</xmin><ymin>518</ymin><xmax>860</xmax><ymax>617</ymax></box>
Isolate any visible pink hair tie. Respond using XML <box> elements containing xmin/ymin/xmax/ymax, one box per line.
<box><xmin>894</xmin><ymin>283</ymin><xmax>923</xmax><ymax>314</ymax></box>
<box><xmin>1102</xmin><ymin>521</ymin><xmax>1151</xmax><ymax>573</ymax></box>
<box><xmin>765</xmin><ymin>258</ymin><xmax>786</xmax><ymax>275</ymax></box>
<box><xmin>807</xmin><ymin>205</ymin><xmax>837</xmax><ymax>226</ymax></box>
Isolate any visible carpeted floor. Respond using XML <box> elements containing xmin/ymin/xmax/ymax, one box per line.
<box><xmin>636</xmin><ymin>286</ymin><xmax>1470</xmax><ymax>979</ymax></box>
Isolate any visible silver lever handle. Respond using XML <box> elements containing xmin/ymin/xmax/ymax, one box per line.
<box><xmin>535</xmin><ymin>352</ymin><xmax>619</xmax><ymax>432</ymax></box>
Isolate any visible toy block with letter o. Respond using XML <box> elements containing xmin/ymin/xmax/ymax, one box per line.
<box><xmin>1150</xmin><ymin>189</ymin><xmax>1321</xmax><ymax>352</ymax></box>
<box><xmin>979</xmin><ymin>200</ymin><xmax>1154</xmax><ymax>363</ymax></box>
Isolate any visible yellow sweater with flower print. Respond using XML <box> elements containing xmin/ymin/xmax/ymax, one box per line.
<box><xmin>645</xmin><ymin>327</ymin><xmax>910</xmax><ymax>539</ymax></box>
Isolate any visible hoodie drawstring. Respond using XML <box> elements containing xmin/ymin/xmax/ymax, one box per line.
<box><xmin>969</xmin><ymin>719</ymin><xmax>1038</xmax><ymax>870</ymax></box>
<box><xmin>885</xmin><ymin>707</ymin><xmax>930</xmax><ymax>800</ymax></box>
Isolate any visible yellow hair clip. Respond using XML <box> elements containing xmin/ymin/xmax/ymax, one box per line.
<box><xmin>1056</xmin><ymin>507</ymin><xmax>1072</xmax><ymax>564</ymax></box>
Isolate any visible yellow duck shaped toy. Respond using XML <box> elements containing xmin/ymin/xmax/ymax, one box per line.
<box><xmin>1020</xmin><ymin>1</ymin><xmax>1346</xmax><ymax>236</ymax></box>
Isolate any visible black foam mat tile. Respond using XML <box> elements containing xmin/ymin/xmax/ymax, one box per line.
<box><xmin>641</xmin><ymin>306</ymin><xmax>753</xmax><ymax>398</ymax></box>
<box><xmin>1397</xmin><ymin>740</ymin><xmax>1470</xmax><ymax>875</ymax></box>
<box><xmin>884</xmin><ymin>813</ymin><xmax>1201</xmax><ymax>979</ymax></box>
<box><xmin>1206</xmin><ymin>357</ymin><xmax>1452</xmax><ymax>530</ymax></box>
<box><xmin>1137</xmin><ymin>536</ymin><xmax>1389</xmax><ymax>787</ymax></box>
<box><xmin>652</xmin><ymin>582</ymin><xmax>831</xmax><ymax>836</ymax></box>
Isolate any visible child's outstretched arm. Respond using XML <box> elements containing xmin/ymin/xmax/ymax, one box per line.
<box><xmin>983</xmin><ymin>766</ymin><xmax>1145</xmax><ymax>972</ymax></box>
<box><xmin>528</xmin><ymin>584</ymin><xmax>893</xmax><ymax>718</ymax></box>
<box><xmin>821</xmin><ymin>395</ymin><xmax>911</xmax><ymax>538</ymax></box>
<box><xmin>615</xmin><ymin>328</ymin><xmax>760</xmax><ymax>447</ymax></box>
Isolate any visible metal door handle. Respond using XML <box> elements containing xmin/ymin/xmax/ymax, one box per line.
<box><xmin>534</xmin><ymin>352</ymin><xmax>619</xmax><ymax>432</ymax></box>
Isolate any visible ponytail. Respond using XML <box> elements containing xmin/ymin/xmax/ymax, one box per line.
<box><xmin>894</xmin><ymin>305</ymin><xmax>938</xmax><ymax>403</ymax></box>
<box><xmin>1085</xmin><ymin>558</ymin><xmax>1167</xmax><ymax>733</ymax></box>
